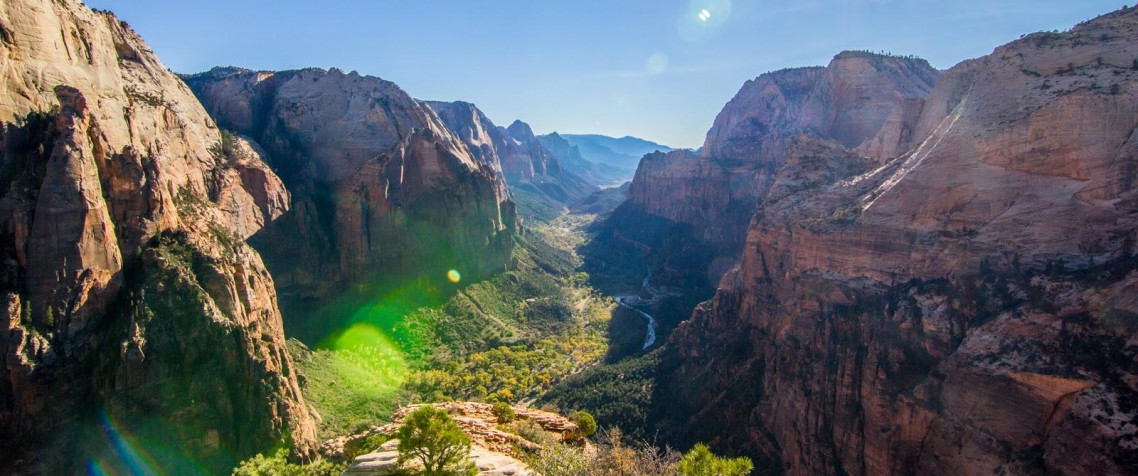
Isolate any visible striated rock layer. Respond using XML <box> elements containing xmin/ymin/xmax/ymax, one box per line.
<box><xmin>659</xmin><ymin>7</ymin><xmax>1138</xmax><ymax>476</ymax></box>
<box><xmin>184</xmin><ymin>69</ymin><xmax>517</xmax><ymax>339</ymax></box>
<box><xmin>0</xmin><ymin>0</ymin><xmax>316</xmax><ymax>473</ymax></box>
<box><xmin>427</xmin><ymin>101</ymin><xmax>595</xmax><ymax>221</ymax></box>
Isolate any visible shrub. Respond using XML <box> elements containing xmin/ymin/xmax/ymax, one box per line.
<box><xmin>395</xmin><ymin>407</ymin><xmax>477</xmax><ymax>476</ymax></box>
<box><xmin>491</xmin><ymin>402</ymin><xmax>516</xmax><ymax>423</ymax></box>
<box><xmin>512</xmin><ymin>418</ymin><xmax>553</xmax><ymax>446</ymax></box>
<box><xmin>677</xmin><ymin>443</ymin><xmax>754</xmax><ymax>476</ymax></box>
<box><xmin>574</xmin><ymin>411</ymin><xmax>597</xmax><ymax>438</ymax></box>
<box><xmin>231</xmin><ymin>449</ymin><xmax>345</xmax><ymax>476</ymax></box>
<box><xmin>528</xmin><ymin>442</ymin><xmax>592</xmax><ymax>476</ymax></box>
<box><xmin>346</xmin><ymin>433</ymin><xmax>389</xmax><ymax>459</ymax></box>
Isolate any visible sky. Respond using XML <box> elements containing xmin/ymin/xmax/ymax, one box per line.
<box><xmin>84</xmin><ymin>0</ymin><xmax>1126</xmax><ymax>148</ymax></box>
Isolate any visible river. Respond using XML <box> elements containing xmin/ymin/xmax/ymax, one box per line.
<box><xmin>615</xmin><ymin>296</ymin><xmax>656</xmax><ymax>350</ymax></box>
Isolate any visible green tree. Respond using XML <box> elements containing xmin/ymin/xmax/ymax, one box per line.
<box><xmin>678</xmin><ymin>443</ymin><xmax>754</xmax><ymax>476</ymax></box>
<box><xmin>574</xmin><ymin>411</ymin><xmax>597</xmax><ymax>438</ymax></box>
<box><xmin>395</xmin><ymin>407</ymin><xmax>477</xmax><ymax>476</ymax></box>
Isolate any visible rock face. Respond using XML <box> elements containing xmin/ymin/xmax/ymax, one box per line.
<box><xmin>658</xmin><ymin>7</ymin><xmax>1138</xmax><ymax>476</ymax></box>
<box><xmin>184</xmin><ymin>69</ymin><xmax>517</xmax><ymax>330</ymax></box>
<box><xmin>426</xmin><ymin>101</ymin><xmax>595</xmax><ymax>220</ymax></box>
<box><xmin>608</xmin><ymin>52</ymin><xmax>941</xmax><ymax>291</ymax></box>
<box><xmin>0</xmin><ymin>0</ymin><xmax>316</xmax><ymax>473</ymax></box>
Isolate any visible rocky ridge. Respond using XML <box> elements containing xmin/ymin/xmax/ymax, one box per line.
<box><xmin>0</xmin><ymin>0</ymin><xmax>316</xmax><ymax>473</ymax></box>
<box><xmin>426</xmin><ymin>101</ymin><xmax>595</xmax><ymax>220</ymax></box>
<box><xmin>537</xmin><ymin>132</ymin><xmax>635</xmax><ymax>188</ymax></box>
<box><xmin>658</xmin><ymin>7</ymin><xmax>1138</xmax><ymax>475</ymax></box>
<box><xmin>184</xmin><ymin>69</ymin><xmax>518</xmax><ymax>337</ymax></box>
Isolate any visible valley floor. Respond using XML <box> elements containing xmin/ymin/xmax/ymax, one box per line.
<box><xmin>290</xmin><ymin>210</ymin><xmax>664</xmax><ymax>441</ymax></box>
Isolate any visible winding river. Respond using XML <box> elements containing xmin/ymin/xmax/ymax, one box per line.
<box><xmin>615</xmin><ymin>296</ymin><xmax>656</xmax><ymax>349</ymax></box>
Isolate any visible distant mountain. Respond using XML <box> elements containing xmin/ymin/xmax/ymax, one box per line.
<box><xmin>425</xmin><ymin>102</ymin><xmax>596</xmax><ymax>222</ymax></box>
<box><xmin>536</xmin><ymin>133</ymin><xmax>641</xmax><ymax>187</ymax></box>
<box><xmin>559</xmin><ymin>134</ymin><xmax>674</xmax><ymax>171</ymax></box>
<box><xmin>570</xmin><ymin>181</ymin><xmax>631</xmax><ymax>215</ymax></box>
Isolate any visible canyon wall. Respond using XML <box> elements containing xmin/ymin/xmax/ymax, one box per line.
<box><xmin>0</xmin><ymin>0</ymin><xmax>316</xmax><ymax>472</ymax></box>
<box><xmin>659</xmin><ymin>7</ymin><xmax>1138</xmax><ymax>475</ymax></box>
<box><xmin>185</xmin><ymin>69</ymin><xmax>517</xmax><ymax>337</ymax></box>
<box><xmin>604</xmin><ymin>51</ymin><xmax>940</xmax><ymax>291</ymax></box>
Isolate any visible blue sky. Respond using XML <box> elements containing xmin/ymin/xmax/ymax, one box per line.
<box><xmin>85</xmin><ymin>0</ymin><xmax>1125</xmax><ymax>148</ymax></box>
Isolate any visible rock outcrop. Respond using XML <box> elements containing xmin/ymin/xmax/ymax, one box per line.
<box><xmin>0</xmin><ymin>0</ymin><xmax>316</xmax><ymax>473</ymax></box>
<box><xmin>426</xmin><ymin>101</ymin><xmax>595</xmax><ymax>221</ymax></box>
<box><xmin>327</xmin><ymin>402</ymin><xmax>579</xmax><ymax>476</ymax></box>
<box><xmin>658</xmin><ymin>7</ymin><xmax>1138</xmax><ymax>475</ymax></box>
<box><xmin>184</xmin><ymin>69</ymin><xmax>517</xmax><ymax>336</ymax></box>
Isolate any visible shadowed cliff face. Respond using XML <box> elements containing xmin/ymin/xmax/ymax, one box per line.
<box><xmin>659</xmin><ymin>7</ymin><xmax>1138</xmax><ymax>475</ymax></box>
<box><xmin>0</xmin><ymin>0</ymin><xmax>316</xmax><ymax>473</ymax></box>
<box><xmin>426</xmin><ymin>101</ymin><xmax>595</xmax><ymax>221</ymax></box>
<box><xmin>184</xmin><ymin>69</ymin><xmax>517</xmax><ymax>341</ymax></box>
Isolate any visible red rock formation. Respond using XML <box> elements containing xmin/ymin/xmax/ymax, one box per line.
<box><xmin>184</xmin><ymin>70</ymin><xmax>518</xmax><ymax>323</ymax></box>
<box><xmin>0</xmin><ymin>0</ymin><xmax>316</xmax><ymax>473</ymax></box>
<box><xmin>611</xmin><ymin>52</ymin><xmax>940</xmax><ymax>291</ymax></box>
<box><xmin>660</xmin><ymin>7</ymin><xmax>1138</xmax><ymax>475</ymax></box>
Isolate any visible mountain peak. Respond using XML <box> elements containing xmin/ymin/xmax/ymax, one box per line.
<box><xmin>506</xmin><ymin>120</ymin><xmax>535</xmax><ymax>142</ymax></box>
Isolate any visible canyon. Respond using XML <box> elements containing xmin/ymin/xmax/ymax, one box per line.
<box><xmin>0</xmin><ymin>0</ymin><xmax>1135</xmax><ymax>475</ymax></box>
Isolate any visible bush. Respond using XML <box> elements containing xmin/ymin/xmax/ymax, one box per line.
<box><xmin>512</xmin><ymin>418</ymin><xmax>554</xmax><ymax>446</ymax></box>
<box><xmin>395</xmin><ymin>407</ymin><xmax>477</xmax><ymax>476</ymax></box>
<box><xmin>526</xmin><ymin>428</ymin><xmax>680</xmax><ymax>476</ymax></box>
<box><xmin>677</xmin><ymin>443</ymin><xmax>754</xmax><ymax>476</ymax></box>
<box><xmin>231</xmin><ymin>449</ymin><xmax>345</xmax><ymax>476</ymax></box>
<box><xmin>528</xmin><ymin>441</ymin><xmax>592</xmax><ymax>476</ymax></box>
<box><xmin>346</xmin><ymin>432</ymin><xmax>389</xmax><ymax>459</ymax></box>
<box><xmin>491</xmin><ymin>402</ymin><xmax>516</xmax><ymax>423</ymax></box>
<box><xmin>574</xmin><ymin>411</ymin><xmax>597</xmax><ymax>438</ymax></box>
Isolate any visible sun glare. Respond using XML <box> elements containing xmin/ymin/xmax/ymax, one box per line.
<box><xmin>698</xmin><ymin>9</ymin><xmax>711</xmax><ymax>21</ymax></box>
<box><xmin>446</xmin><ymin>269</ymin><xmax>462</xmax><ymax>283</ymax></box>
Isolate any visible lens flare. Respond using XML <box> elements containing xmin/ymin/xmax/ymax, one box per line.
<box><xmin>89</xmin><ymin>411</ymin><xmax>162</xmax><ymax>476</ymax></box>
<box><xmin>446</xmin><ymin>269</ymin><xmax>461</xmax><ymax>283</ymax></box>
<box><xmin>647</xmin><ymin>52</ymin><xmax>669</xmax><ymax>74</ymax></box>
<box><xmin>678</xmin><ymin>0</ymin><xmax>732</xmax><ymax>42</ymax></box>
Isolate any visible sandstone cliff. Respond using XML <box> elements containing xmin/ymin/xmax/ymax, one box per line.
<box><xmin>0</xmin><ymin>0</ymin><xmax>316</xmax><ymax>473</ymax></box>
<box><xmin>599</xmin><ymin>52</ymin><xmax>940</xmax><ymax>298</ymax></box>
<box><xmin>427</xmin><ymin>101</ymin><xmax>595</xmax><ymax>221</ymax></box>
<box><xmin>184</xmin><ymin>69</ymin><xmax>517</xmax><ymax>339</ymax></box>
<box><xmin>659</xmin><ymin>7</ymin><xmax>1138</xmax><ymax>475</ymax></box>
